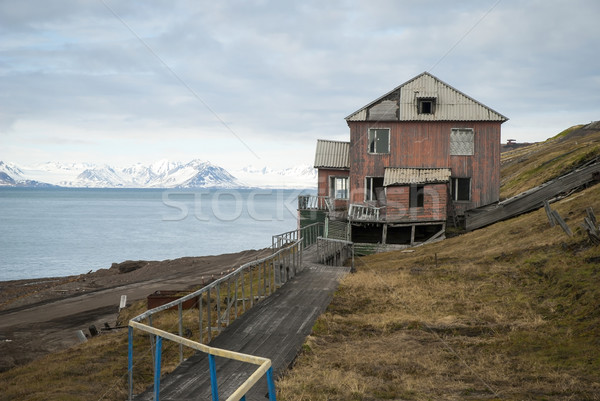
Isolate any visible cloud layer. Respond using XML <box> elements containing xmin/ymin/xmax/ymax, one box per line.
<box><xmin>1</xmin><ymin>0</ymin><xmax>599</xmax><ymax>169</ymax></box>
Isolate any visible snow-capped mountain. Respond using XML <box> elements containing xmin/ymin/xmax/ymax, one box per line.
<box><xmin>0</xmin><ymin>160</ymin><xmax>317</xmax><ymax>188</ymax></box>
<box><xmin>234</xmin><ymin>164</ymin><xmax>317</xmax><ymax>189</ymax></box>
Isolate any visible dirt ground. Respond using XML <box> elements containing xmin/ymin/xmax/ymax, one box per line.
<box><xmin>0</xmin><ymin>248</ymin><xmax>270</xmax><ymax>373</ymax></box>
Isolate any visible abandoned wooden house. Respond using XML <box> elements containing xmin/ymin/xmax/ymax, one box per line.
<box><xmin>298</xmin><ymin>71</ymin><xmax>508</xmax><ymax>247</ymax></box>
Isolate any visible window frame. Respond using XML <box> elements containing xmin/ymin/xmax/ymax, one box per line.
<box><xmin>417</xmin><ymin>98</ymin><xmax>436</xmax><ymax>114</ymax></box>
<box><xmin>409</xmin><ymin>184</ymin><xmax>425</xmax><ymax>208</ymax></box>
<box><xmin>367</xmin><ymin>128</ymin><xmax>390</xmax><ymax>155</ymax></box>
<box><xmin>329</xmin><ymin>176</ymin><xmax>349</xmax><ymax>200</ymax></box>
<box><xmin>451</xmin><ymin>177</ymin><xmax>471</xmax><ymax>201</ymax></box>
<box><xmin>364</xmin><ymin>176</ymin><xmax>385</xmax><ymax>202</ymax></box>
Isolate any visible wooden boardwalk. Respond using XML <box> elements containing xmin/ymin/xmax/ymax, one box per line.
<box><xmin>136</xmin><ymin>247</ymin><xmax>350</xmax><ymax>400</ymax></box>
<box><xmin>465</xmin><ymin>161</ymin><xmax>600</xmax><ymax>231</ymax></box>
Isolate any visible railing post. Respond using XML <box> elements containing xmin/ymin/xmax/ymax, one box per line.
<box><xmin>216</xmin><ymin>283</ymin><xmax>222</xmax><ymax>333</ymax></box>
<box><xmin>266</xmin><ymin>367</ymin><xmax>277</xmax><ymax>401</ymax></box>
<box><xmin>154</xmin><ymin>335</ymin><xmax>163</xmax><ymax>401</ymax></box>
<box><xmin>199</xmin><ymin>294</ymin><xmax>204</xmax><ymax>343</ymax></box>
<box><xmin>128</xmin><ymin>326</ymin><xmax>133</xmax><ymax>401</ymax></box>
<box><xmin>209</xmin><ymin>354</ymin><xmax>219</xmax><ymax>401</ymax></box>
<box><xmin>207</xmin><ymin>287</ymin><xmax>212</xmax><ymax>343</ymax></box>
<box><xmin>178</xmin><ymin>303</ymin><xmax>183</xmax><ymax>363</ymax></box>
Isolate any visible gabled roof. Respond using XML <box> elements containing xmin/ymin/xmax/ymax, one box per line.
<box><xmin>345</xmin><ymin>72</ymin><xmax>508</xmax><ymax>123</ymax></box>
<box><xmin>383</xmin><ymin>167</ymin><xmax>451</xmax><ymax>186</ymax></box>
<box><xmin>314</xmin><ymin>139</ymin><xmax>350</xmax><ymax>169</ymax></box>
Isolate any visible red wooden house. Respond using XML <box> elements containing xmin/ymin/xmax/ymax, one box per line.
<box><xmin>300</xmin><ymin>72</ymin><xmax>508</xmax><ymax>246</ymax></box>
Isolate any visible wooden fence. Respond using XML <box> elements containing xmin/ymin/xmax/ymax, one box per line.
<box><xmin>317</xmin><ymin>236</ymin><xmax>354</xmax><ymax>270</ymax></box>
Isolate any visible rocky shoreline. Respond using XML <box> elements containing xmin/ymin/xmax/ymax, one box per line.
<box><xmin>0</xmin><ymin>249</ymin><xmax>269</xmax><ymax>372</ymax></box>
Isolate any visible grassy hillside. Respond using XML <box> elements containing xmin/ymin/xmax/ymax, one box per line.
<box><xmin>501</xmin><ymin>122</ymin><xmax>600</xmax><ymax>199</ymax></box>
<box><xmin>278</xmin><ymin>125</ymin><xmax>600</xmax><ymax>400</ymax></box>
<box><xmin>278</xmin><ymin>185</ymin><xmax>600</xmax><ymax>400</ymax></box>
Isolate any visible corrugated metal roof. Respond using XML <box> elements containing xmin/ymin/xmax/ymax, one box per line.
<box><xmin>314</xmin><ymin>140</ymin><xmax>350</xmax><ymax>169</ymax></box>
<box><xmin>345</xmin><ymin>72</ymin><xmax>508</xmax><ymax>123</ymax></box>
<box><xmin>383</xmin><ymin>167</ymin><xmax>451</xmax><ymax>186</ymax></box>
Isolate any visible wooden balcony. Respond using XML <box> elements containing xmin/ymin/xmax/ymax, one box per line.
<box><xmin>348</xmin><ymin>203</ymin><xmax>386</xmax><ymax>222</ymax></box>
<box><xmin>298</xmin><ymin>195</ymin><xmax>330</xmax><ymax>211</ymax></box>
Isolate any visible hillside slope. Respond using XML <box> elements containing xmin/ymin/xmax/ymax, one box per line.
<box><xmin>278</xmin><ymin>126</ymin><xmax>600</xmax><ymax>400</ymax></box>
<box><xmin>501</xmin><ymin>122</ymin><xmax>600</xmax><ymax>199</ymax></box>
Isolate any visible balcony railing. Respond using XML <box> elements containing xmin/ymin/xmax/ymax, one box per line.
<box><xmin>298</xmin><ymin>195</ymin><xmax>331</xmax><ymax>211</ymax></box>
<box><xmin>348</xmin><ymin>203</ymin><xmax>385</xmax><ymax>222</ymax></box>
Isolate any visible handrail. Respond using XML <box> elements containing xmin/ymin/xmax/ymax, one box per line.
<box><xmin>297</xmin><ymin>194</ymin><xmax>329</xmax><ymax>210</ymax></box>
<box><xmin>128</xmin><ymin>322</ymin><xmax>275</xmax><ymax>401</ymax></box>
<box><xmin>272</xmin><ymin>222</ymin><xmax>323</xmax><ymax>250</ymax></box>
<box><xmin>128</xmin><ymin>238</ymin><xmax>304</xmax><ymax>401</ymax></box>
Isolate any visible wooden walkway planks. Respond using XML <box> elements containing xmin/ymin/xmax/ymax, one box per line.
<box><xmin>465</xmin><ymin>161</ymin><xmax>600</xmax><ymax>231</ymax></box>
<box><xmin>136</xmin><ymin>250</ymin><xmax>349</xmax><ymax>401</ymax></box>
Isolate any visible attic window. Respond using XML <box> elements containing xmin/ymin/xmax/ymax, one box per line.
<box><xmin>418</xmin><ymin>98</ymin><xmax>435</xmax><ymax>114</ymax></box>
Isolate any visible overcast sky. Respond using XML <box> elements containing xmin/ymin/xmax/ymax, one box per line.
<box><xmin>1</xmin><ymin>0</ymin><xmax>599</xmax><ymax>170</ymax></box>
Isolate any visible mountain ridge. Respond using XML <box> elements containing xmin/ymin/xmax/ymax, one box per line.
<box><xmin>0</xmin><ymin>159</ymin><xmax>317</xmax><ymax>189</ymax></box>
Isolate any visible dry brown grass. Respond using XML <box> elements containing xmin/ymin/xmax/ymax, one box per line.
<box><xmin>277</xmin><ymin>184</ymin><xmax>600</xmax><ymax>400</ymax></box>
<box><xmin>0</xmin><ymin>263</ymin><xmax>272</xmax><ymax>400</ymax></box>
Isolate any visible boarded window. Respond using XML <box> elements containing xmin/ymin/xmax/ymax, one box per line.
<box><xmin>368</xmin><ymin>128</ymin><xmax>390</xmax><ymax>154</ymax></box>
<box><xmin>451</xmin><ymin>178</ymin><xmax>470</xmax><ymax>201</ymax></box>
<box><xmin>450</xmin><ymin>128</ymin><xmax>474</xmax><ymax>155</ymax></box>
<box><xmin>330</xmin><ymin>176</ymin><xmax>349</xmax><ymax>199</ymax></box>
<box><xmin>409</xmin><ymin>184</ymin><xmax>424</xmax><ymax>208</ymax></box>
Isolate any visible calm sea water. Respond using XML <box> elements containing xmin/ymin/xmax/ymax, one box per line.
<box><xmin>0</xmin><ymin>188</ymin><xmax>307</xmax><ymax>281</ymax></box>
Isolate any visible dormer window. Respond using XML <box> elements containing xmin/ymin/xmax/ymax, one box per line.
<box><xmin>418</xmin><ymin>98</ymin><xmax>435</xmax><ymax>114</ymax></box>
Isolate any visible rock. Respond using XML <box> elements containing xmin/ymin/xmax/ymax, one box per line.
<box><xmin>111</xmin><ymin>260</ymin><xmax>147</xmax><ymax>274</ymax></box>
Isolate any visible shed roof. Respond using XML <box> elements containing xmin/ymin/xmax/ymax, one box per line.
<box><xmin>314</xmin><ymin>139</ymin><xmax>350</xmax><ymax>169</ymax></box>
<box><xmin>383</xmin><ymin>167</ymin><xmax>451</xmax><ymax>186</ymax></box>
<box><xmin>346</xmin><ymin>72</ymin><xmax>508</xmax><ymax>123</ymax></box>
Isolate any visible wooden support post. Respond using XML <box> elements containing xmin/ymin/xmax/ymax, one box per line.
<box><xmin>216</xmin><ymin>284</ymin><xmax>221</xmax><ymax>332</ymax></box>
<box><xmin>234</xmin><ymin>275</ymin><xmax>239</xmax><ymax>318</ymax></box>
<box><xmin>249</xmin><ymin>267</ymin><xmax>253</xmax><ymax>308</ymax></box>
<box><xmin>199</xmin><ymin>295</ymin><xmax>203</xmax><ymax>344</ymax></box>
<box><xmin>241</xmin><ymin>270</ymin><xmax>246</xmax><ymax>312</ymax></box>
<box><xmin>544</xmin><ymin>200</ymin><xmax>556</xmax><ymax>227</ymax></box>
<box><xmin>178</xmin><ymin>303</ymin><xmax>183</xmax><ymax>363</ymax></box>
<box><xmin>552</xmin><ymin>210</ymin><xmax>573</xmax><ymax>236</ymax></box>
<box><xmin>206</xmin><ymin>287</ymin><xmax>212</xmax><ymax>343</ymax></box>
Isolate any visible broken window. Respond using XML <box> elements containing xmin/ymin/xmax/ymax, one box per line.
<box><xmin>450</xmin><ymin>128</ymin><xmax>475</xmax><ymax>155</ymax></box>
<box><xmin>368</xmin><ymin>128</ymin><xmax>390</xmax><ymax>154</ymax></box>
<box><xmin>330</xmin><ymin>176</ymin><xmax>349</xmax><ymax>199</ymax></box>
<box><xmin>365</xmin><ymin>177</ymin><xmax>384</xmax><ymax>201</ymax></box>
<box><xmin>409</xmin><ymin>184</ymin><xmax>425</xmax><ymax>208</ymax></box>
<box><xmin>451</xmin><ymin>178</ymin><xmax>471</xmax><ymax>201</ymax></box>
<box><xmin>418</xmin><ymin>98</ymin><xmax>435</xmax><ymax>114</ymax></box>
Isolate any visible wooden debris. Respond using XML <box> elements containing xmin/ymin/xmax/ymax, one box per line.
<box><xmin>583</xmin><ymin>207</ymin><xmax>600</xmax><ymax>245</ymax></box>
<box><xmin>544</xmin><ymin>201</ymin><xmax>556</xmax><ymax>227</ymax></box>
<box><xmin>551</xmin><ymin>210</ymin><xmax>573</xmax><ymax>237</ymax></box>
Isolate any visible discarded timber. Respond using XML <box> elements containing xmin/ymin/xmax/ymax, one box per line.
<box><xmin>465</xmin><ymin>162</ymin><xmax>600</xmax><ymax>231</ymax></box>
<box><xmin>583</xmin><ymin>207</ymin><xmax>600</xmax><ymax>245</ymax></box>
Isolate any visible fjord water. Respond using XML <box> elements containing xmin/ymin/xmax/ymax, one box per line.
<box><xmin>0</xmin><ymin>188</ymin><xmax>303</xmax><ymax>281</ymax></box>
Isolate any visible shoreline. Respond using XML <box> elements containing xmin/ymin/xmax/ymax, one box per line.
<box><xmin>0</xmin><ymin>248</ymin><xmax>270</xmax><ymax>372</ymax></box>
